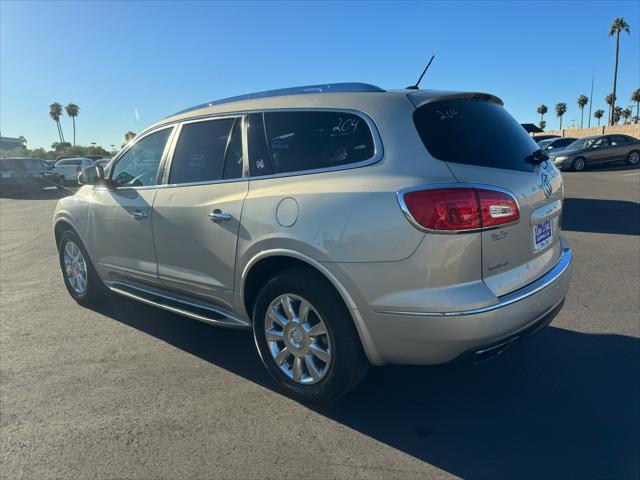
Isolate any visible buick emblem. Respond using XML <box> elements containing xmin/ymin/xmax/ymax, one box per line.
<box><xmin>542</xmin><ymin>174</ymin><xmax>552</xmax><ymax>199</ymax></box>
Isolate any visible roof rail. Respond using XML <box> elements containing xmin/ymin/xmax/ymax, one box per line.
<box><xmin>170</xmin><ymin>82</ymin><xmax>385</xmax><ymax>117</ymax></box>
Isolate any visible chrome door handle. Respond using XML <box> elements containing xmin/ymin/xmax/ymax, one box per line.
<box><xmin>208</xmin><ymin>209</ymin><xmax>232</xmax><ymax>223</ymax></box>
<box><xmin>130</xmin><ymin>210</ymin><xmax>148</xmax><ymax>219</ymax></box>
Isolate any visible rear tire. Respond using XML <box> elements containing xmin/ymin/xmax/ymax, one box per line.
<box><xmin>252</xmin><ymin>268</ymin><xmax>369</xmax><ymax>404</ymax></box>
<box><xmin>58</xmin><ymin>230</ymin><xmax>107</xmax><ymax>306</ymax></box>
<box><xmin>626</xmin><ymin>150</ymin><xmax>640</xmax><ymax>166</ymax></box>
<box><xmin>571</xmin><ymin>157</ymin><xmax>587</xmax><ymax>172</ymax></box>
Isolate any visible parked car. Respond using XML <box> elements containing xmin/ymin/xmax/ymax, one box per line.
<box><xmin>94</xmin><ymin>158</ymin><xmax>111</xmax><ymax>169</ymax></box>
<box><xmin>537</xmin><ymin>137</ymin><xmax>577</xmax><ymax>153</ymax></box>
<box><xmin>53</xmin><ymin>83</ymin><xmax>573</xmax><ymax>403</ymax></box>
<box><xmin>549</xmin><ymin>134</ymin><xmax>640</xmax><ymax>171</ymax></box>
<box><xmin>533</xmin><ymin>135</ymin><xmax>560</xmax><ymax>143</ymax></box>
<box><xmin>0</xmin><ymin>157</ymin><xmax>64</xmax><ymax>193</ymax></box>
<box><xmin>54</xmin><ymin>157</ymin><xmax>95</xmax><ymax>183</ymax></box>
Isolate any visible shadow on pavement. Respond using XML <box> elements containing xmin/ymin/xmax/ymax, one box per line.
<box><xmin>0</xmin><ymin>186</ymin><xmax>76</xmax><ymax>200</ymax></box>
<box><xmin>562</xmin><ymin>197</ymin><xmax>640</xmax><ymax>236</ymax></box>
<box><xmin>583</xmin><ymin>162</ymin><xmax>640</xmax><ymax>172</ymax></box>
<box><xmin>94</xmin><ymin>295</ymin><xmax>640</xmax><ymax>478</ymax></box>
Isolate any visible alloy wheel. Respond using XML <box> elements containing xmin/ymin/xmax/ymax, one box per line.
<box><xmin>63</xmin><ymin>241</ymin><xmax>88</xmax><ymax>295</ymax></box>
<box><xmin>629</xmin><ymin>151</ymin><xmax>640</xmax><ymax>165</ymax></box>
<box><xmin>264</xmin><ymin>294</ymin><xmax>332</xmax><ymax>385</ymax></box>
<box><xmin>573</xmin><ymin>158</ymin><xmax>586</xmax><ymax>171</ymax></box>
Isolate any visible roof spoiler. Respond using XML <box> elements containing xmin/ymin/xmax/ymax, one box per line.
<box><xmin>408</xmin><ymin>91</ymin><xmax>504</xmax><ymax>109</ymax></box>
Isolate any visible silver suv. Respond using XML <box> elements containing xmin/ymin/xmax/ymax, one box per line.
<box><xmin>53</xmin><ymin>83</ymin><xmax>573</xmax><ymax>403</ymax></box>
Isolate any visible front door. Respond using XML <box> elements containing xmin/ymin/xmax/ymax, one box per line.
<box><xmin>152</xmin><ymin>116</ymin><xmax>247</xmax><ymax>309</ymax></box>
<box><xmin>86</xmin><ymin>126</ymin><xmax>174</xmax><ymax>286</ymax></box>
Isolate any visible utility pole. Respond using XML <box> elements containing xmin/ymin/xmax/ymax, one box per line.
<box><xmin>588</xmin><ymin>68</ymin><xmax>594</xmax><ymax>128</ymax></box>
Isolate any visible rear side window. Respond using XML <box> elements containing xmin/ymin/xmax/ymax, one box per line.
<box><xmin>413</xmin><ymin>99</ymin><xmax>538</xmax><ymax>172</ymax></box>
<box><xmin>251</xmin><ymin>110</ymin><xmax>375</xmax><ymax>176</ymax></box>
<box><xmin>169</xmin><ymin>118</ymin><xmax>241</xmax><ymax>184</ymax></box>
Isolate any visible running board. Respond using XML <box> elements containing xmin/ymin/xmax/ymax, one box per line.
<box><xmin>106</xmin><ymin>282</ymin><xmax>251</xmax><ymax>330</ymax></box>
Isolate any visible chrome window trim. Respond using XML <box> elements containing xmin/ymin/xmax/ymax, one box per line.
<box><xmin>159</xmin><ymin>114</ymin><xmax>248</xmax><ymax>189</ymax></box>
<box><xmin>245</xmin><ymin>108</ymin><xmax>383</xmax><ymax>181</ymax></box>
<box><xmin>149</xmin><ymin>108</ymin><xmax>383</xmax><ymax>186</ymax></box>
<box><xmin>99</xmin><ymin>124</ymin><xmax>177</xmax><ymax>192</ymax></box>
<box><xmin>396</xmin><ymin>183</ymin><xmax>521</xmax><ymax>234</ymax></box>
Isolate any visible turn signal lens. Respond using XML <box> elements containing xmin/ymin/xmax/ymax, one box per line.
<box><xmin>402</xmin><ymin>187</ymin><xmax>518</xmax><ymax>231</ymax></box>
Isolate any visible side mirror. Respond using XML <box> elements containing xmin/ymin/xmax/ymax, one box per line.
<box><xmin>78</xmin><ymin>165</ymin><xmax>105</xmax><ymax>186</ymax></box>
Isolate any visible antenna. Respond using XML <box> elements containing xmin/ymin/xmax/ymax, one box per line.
<box><xmin>407</xmin><ymin>55</ymin><xmax>435</xmax><ymax>90</ymax></box>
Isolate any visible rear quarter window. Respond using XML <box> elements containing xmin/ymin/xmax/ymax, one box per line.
<box><xmin>413</xmin><ymin>99</ymin><xmax>538</xmax><ymax>172</ymax></box>
<box><xmin>253</xmin><ymin>110</ymin><xmax>376</xmax><ymax>175</ymax></box>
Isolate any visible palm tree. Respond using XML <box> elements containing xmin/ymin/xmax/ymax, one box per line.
<box><xmin>612</xmin><ymin>106</ymin><xmax>623</xmax><ymax>125</ymax></box>
<box><xmin>622</xmin><ymin>108</ymin><xmax>632</xmax><ymax>124</ymax></box>
<box><xmin>537</xmin><ymin>104</ymin><xmax>548</xmax><ymax>124</ymax></box>
<box><xmin>632</xmin><ymin>89</ymin><xmax>640</xmax><ymax>123</ymax></box>
<box><xmin>577</xmin><ymin>95</ymin><xmax>589</xmax><ymax>128</ymax></box>
<box><xmin>608</xmin><ymin>17</ymin><xmax>631</xmax><ymax>125</ymax></box>
<box><xmin>605</xmin><ymin>93</ymin><xmax>616</xmax><ymax>123</ymax></box>
<box><xmin>555</xmin><ymin>102</ymin><xmax>567</xmax><ymax>130</ymax></box>
<box><xmin>49</xmin><ymin>103</ymin><xmax>65</xmax><ymax>144</ymax></box>
<box><xmin>124</xmin><ymin>131</ymin><xmax>136</xmax><ymax>142</ymax></box>
<box><xmin>538</xmin><ymin>120</ymin><xmax>546</xmax><ymax>130</ymax></box>
<box><xmin>594</xmin><ymin>109</ymin><xmax>605</xmax><ymax>126</ymax></box>
<box><xmin>17</xmin><ymin>136</ymin><xmax>26</xmax><ymax>148</ymax></box>
<box><xmin>65</xmin><ymin>103</ymin><xmax>80</xmax><ymax>146</ymax></box>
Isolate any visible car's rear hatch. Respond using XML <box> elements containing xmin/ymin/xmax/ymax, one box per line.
<box><xmin>410</xmin><ymin>92</ymin><xmax>564</xmax><ymax>297</ymax></box>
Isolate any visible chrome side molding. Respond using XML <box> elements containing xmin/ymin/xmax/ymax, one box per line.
<box><xmin>106</xmin><ymin>281</ymin><xmax>251</xmax><ymax>329</ymax></box>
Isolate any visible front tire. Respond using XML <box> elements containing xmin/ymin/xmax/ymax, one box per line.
<box><xmin>58</xmin><ymin>230</ymin><xmax>106</xmax><ymax>306</ymax></box>
<box><xmin>252</xmin><ymin>268</ymin><xmax>369</xmax><ymax>404</ymax></box>
<box><xmin>626</xmin><ymin>150</ymin><xmax>640</xmax><ymax>166</ymax></box>
<box><xmin>571</xmin><ymin>157</ymin><xmax>587</xmax><ymax>172</ymax></box>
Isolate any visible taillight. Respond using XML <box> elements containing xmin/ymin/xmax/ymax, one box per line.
<box><xmin>477</xmin><ymin>189</ymin><xmax>519</xmax><ymax>228</ymax></box>
<box><xmin>401</xmin><ymin>187</ymin><xmax>519</xmax><ymax>232</ymax></box>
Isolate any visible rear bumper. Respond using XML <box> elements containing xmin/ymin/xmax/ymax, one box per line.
<box><xmin>359</xmin><ymin>238</ymin><xmax>573</xmax><ymax>365</ymax></box>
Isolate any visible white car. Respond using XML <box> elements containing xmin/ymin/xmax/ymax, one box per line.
<box><xmin>54</xmin><ymin>158</ymin><xmax>95</xmax><ymax>183</ymax></box>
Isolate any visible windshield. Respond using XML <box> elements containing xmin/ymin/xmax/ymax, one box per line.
<box><xmin>413</xmin><ymin>98</ymin><xmax>538</xmax><ymax>172</ymax></box>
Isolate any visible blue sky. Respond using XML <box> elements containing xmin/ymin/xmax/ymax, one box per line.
<box><xmin>1</xmin><ymin>1</ymin><xmax>639</xmax><ymax>150</ymax></box>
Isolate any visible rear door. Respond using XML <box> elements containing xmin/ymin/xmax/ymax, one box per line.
<box><xmin>412</xmin><ymin>95</ymin><xmax>564</xmax><ymax>297</ymax></box>
<box><xmin>152</xmin><ymin>115</ymin><xmax>248</xmax><ymax>310</ymax></box>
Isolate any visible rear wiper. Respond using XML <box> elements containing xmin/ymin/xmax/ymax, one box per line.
<box><xmin>524</xmin><ymin>149</ymin><xmax>549</xmax><ymax>165</ymax></box>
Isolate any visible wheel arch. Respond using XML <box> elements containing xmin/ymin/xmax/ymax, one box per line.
<box><xmin>240</xmin><ymin>249</ymin><xmax>383</xmax><ymax>364</ymax></box>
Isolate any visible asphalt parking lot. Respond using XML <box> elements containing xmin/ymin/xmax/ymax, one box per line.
<box><xmin>1</xmin><ymin>165</ymin><xmax>639</xmax><ymax>479</ymax></box>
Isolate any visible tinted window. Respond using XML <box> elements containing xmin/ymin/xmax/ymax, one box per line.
<box><xmin>259</xmin><ymin>111</ymin><xmax>375</xmax><ymax>175</ymax></box>
<box><xmin>169</xmin><ymin>118</ymin><xmax>237</xmax><ymax>184</ymax></box>
<box><xmin>413</xmin><ymin>99</ymin><xmax>538</xmax><ymax>172</ymax></box>
<box><xmin>556</xmin><ymin>138</ymin><xmax>575</xmax><ymax>147</ymax></box>
<box><xmin>111</xmin><ymin>128</ymin><xmax>171</xmax><ymax>187</ymax></box>
<box><xmin>610</xmin><ymin>135</ymin><xmax>630</xmax><ymax>145</ymax></box>
<box><xmin>248</xmin><ymin>113</ymin><xmax>273</xmax><ymax>176</ymax></box>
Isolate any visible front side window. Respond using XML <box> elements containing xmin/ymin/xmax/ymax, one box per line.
<box><xmin>251</xmin><ymin>110</ymin><xmax>375</xmax><ymax>176</ymax></box>
<box><xmin>111</xmin><ymin>128</ymin><xmax>171</xmax><ymax>187</ymax></box>
<box><xmin>169</xmin><ymin>117</ymin><xmax>242</xmax><ymax>184</ymax></box>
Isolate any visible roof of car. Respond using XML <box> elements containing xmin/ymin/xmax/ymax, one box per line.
<box><xmin>149</xmin><ymin>84</ymin><xmax>502</xmax><ymax>134</ymax></box>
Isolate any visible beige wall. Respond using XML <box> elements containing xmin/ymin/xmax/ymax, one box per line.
<box><xmin>533</xmin><ymin>124</ymin><xmax>640</xmax><ymax>139</ymax></box>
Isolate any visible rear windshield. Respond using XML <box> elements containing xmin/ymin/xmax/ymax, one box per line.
<box><xmin>413</xmin><ymin>98</ymin><xmax>538</xmax><ymax>172</ymax></box>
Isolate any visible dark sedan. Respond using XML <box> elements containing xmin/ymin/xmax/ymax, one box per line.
<box><xmin>549</xmin><ymin>134</ymin><xmax>640</xmax><ymax>171</ymax></box>
<box><xmin>0</xmin><ymin>157</ymin><xmax>64</xmax><ymax>193</ymax></box>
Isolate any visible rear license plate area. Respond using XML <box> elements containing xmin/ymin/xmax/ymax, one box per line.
<box><xmin>533</xmin><ymin>219</ymin><xmax>552</xmax><ymax>252</ymax></box>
